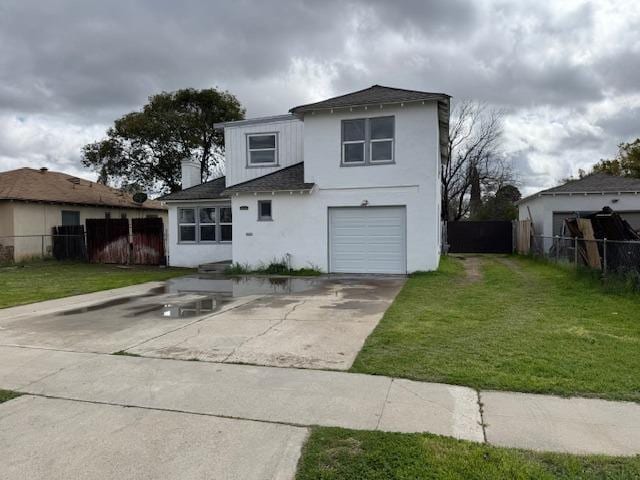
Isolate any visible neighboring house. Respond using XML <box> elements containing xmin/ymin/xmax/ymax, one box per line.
<box><xmin>518</xmin><ymin>173</ymin><xmax>640</xmax><ymax>239</ymax></box>
<box><xmin>161</xmin><ymin>85</ymin><xmax>450</xmax><ymax>274</ymax></box>
<box><xmin>0</xmin><ymin>167</ymin><xmax>167</xmax><ymax>262</ymax></box>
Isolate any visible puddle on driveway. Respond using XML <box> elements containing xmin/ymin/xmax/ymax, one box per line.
<box><xmin>165</xmin><ymin>275</ymin><xmax>323</xmax><ymax>297</ymax></box>
<box><xmin>57</xmin><ymin>276</ymin><xmax>322</xmax><ymax>319</ymax></box>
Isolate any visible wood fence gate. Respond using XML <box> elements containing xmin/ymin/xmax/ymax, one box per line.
<box><xmin>132</xmin><ymin>217</ymin><xmax>165</xmax><ymax>265</ymax></box>
<box><xmin>86</xmin><ymin>218</ymin><xmax>130</xmax><ymax>263</ymax></box>
<box><xmin>85</xmin><ymin>217</ymin><xmax>165</xmax><ymax>265</ymax></box>
<box><xmin>447</xmin><ymin>221</ymin><xmax>514</xmax><ymax>254</ymax></box>
<box><xmin>52</xmin><ymin>225</ymin><xmax>87</xmax><ymax>261</ymax></box>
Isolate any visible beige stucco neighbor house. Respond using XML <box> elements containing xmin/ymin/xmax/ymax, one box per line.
<box><xmin>0</xmin><ymin>167</ymin><xmax>167</xmax><ymax>262</ymax></box>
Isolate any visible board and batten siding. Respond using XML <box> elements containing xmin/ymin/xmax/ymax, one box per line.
<box><xmin>224</xmin><ymin>118</ymin><xmax>304</xmax><ymax>188</ymax></box>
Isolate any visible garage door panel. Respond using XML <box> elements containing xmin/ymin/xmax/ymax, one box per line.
<box><xmin>329</xmin><ymin>207</ymin><xmax>406</xmax><ymax>274</ymax></box>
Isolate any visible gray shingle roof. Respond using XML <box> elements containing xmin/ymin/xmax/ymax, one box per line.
<box><xmin>222</xmin><ymin>163</ymin><xmax>314</xmax><ymax>195</ymax></box>
<box><xmin>289</xmin><ymin>85</ymin><xmax>450</xmax><ymax>113</ymax></box>
<box><xmin>159</xmin><ymin>176</ymin><xmax>227</xmax><ymax>201</ymax></box>
<box><xmin>541</xmin><ymin>173</ymin><xmax>640</xmax><ymax>194</ymax></box>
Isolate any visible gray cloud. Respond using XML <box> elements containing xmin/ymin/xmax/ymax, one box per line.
<box><xmin>0</xmin><ymin>0</ymin><xmax>638</xmax><ymax>193</ymax></box>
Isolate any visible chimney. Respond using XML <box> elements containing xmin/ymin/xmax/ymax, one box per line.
<box><xmin>181</xmin><ymin>158</ymin><xmax>201</xmax><ymax>190</ymax></box>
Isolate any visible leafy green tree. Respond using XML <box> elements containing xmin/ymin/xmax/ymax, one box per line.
<box><xmin>82</xmin><ymin>88</ymin><xmax>245</xmax><ymax>193</ymax></box>
<box><xmin>474</xmin><ymin>184</ymin><xmax>521</xmax><ymax>221</ymax></box>
<box><xmin>592</xmin><ymin>139</ymin><xmax>640</xmax><ymax>178</ymax></box>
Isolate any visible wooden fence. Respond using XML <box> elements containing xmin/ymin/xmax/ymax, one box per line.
<box><xmin>86</xmin><ymin>218</ymin><xmax>130</xmax><ymax>264</ymax></box>
<box><xmin>132</xmin><ymin>217</ymin><xmax>165</xmax><ymax>265</ymax></box>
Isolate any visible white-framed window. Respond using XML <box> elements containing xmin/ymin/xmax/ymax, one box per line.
<box><xmin>369</xmin><ymin>116</ymin><xmax>394</xmax><ymax>163</ymax></box>
<box><xmin>199</xmin><ymin>207</ymin><xmax>216</xmax><ymax>242</ymax></box>
<box><xmin>178</xmin><ymin>208</ymin><xmax>197</xmax><ymax>242</ymax></box>
<box><xmin>342</xmin><ymin>119</ymin><xmax>366</xmax><ymax>164</ymax></box>
<box><xmin>258</xmin><ymin>200</ymin><xmax>272</xmax><ymax>221</ymax></box>
<box><xmin>178</xmin><ymin>206</ymin><xmax>232</xmax><ymax>243</ymax></box>
<box><xmin>341</xmin><ymin>116</ymin><xmax>394</xmax><ymax>166</ymax></box>
<box><xmin>220</xmin><ymin>207</ymin><xmax>232</xmax><ymax>241</ymax></box>
<box><xmin>247</xmin><ymin>133</ymin><xmax>278</xmax><ymax>166</ymax></box>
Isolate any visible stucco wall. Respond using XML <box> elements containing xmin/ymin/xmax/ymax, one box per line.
<box><xmin>0</xmin><ymin>202</ymin><xmax>14</xmax><ymax>240</ymax></box>
<box><xmin>231</xmin><ymin>186</ymin><xmax>440</xmax><ymax>273</ymax></box>
<box><xmin>303</xmin><ymin>102</ymin><xmax>440</xmax><ymax>191</ymax></box>
<box><xmin>519</xmin><ymin>193</ymin><xmax>640</xmax><ymax>238</ymax></box>
<box><xmin>7</xmin><ymin>201</ymin><xmax>167</xmax><ymax>260</ymax></box>
<box><xmin>235</xmin><ymin>101</ymin><xmax>441</xmax><ymax>272</ymax></box>
<box><xmin>0</xmin><ymin>202</ymin><xmax>14</xmax><ymax>261</ymax></box>
<box><xmin>166</xmin><ymin>201</ymin><xmax>232</xmax><ymax>267</ymax></box>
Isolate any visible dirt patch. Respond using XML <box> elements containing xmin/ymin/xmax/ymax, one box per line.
<box><xmin>455</xmin><ymin>256</ymin><xmax>484</xmax><ymax>283</ymax></box>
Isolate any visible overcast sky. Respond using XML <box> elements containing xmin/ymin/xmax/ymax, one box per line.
<box><xmin>1</xmin><ymin>0</ymin><xmax>638</xmax><ymax>194</ymax></box>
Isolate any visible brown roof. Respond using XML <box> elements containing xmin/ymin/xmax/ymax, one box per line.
<box><xmin>0</xmin><ymin>167</ymin><xmax>165</xmax><ymax>210</ymax></box>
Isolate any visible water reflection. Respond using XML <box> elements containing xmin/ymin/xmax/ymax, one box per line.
<box><xmin>165</xmin><ymin>275</ymin><xmax>322</xmax><ymax>297</ymax></box>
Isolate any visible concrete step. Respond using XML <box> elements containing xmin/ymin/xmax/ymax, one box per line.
<box><xmin>198</xmin><ymin>260</ymin><xmax>232</xmax><ymax>274</ymax></box>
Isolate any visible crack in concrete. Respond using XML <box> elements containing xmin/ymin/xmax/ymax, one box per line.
<box><xmin>477</xmin><ymin>390</ymin><xmax>488</xmax><ymax>443</ymax></box>
<box><xmin>375</xmin><ymin>378</ymin><xmax>394</xmax><ymax>430</ymax></box>
<box><xmin>222</xmin><ymin>299</ymin><xmax>307</xmax><ymax>363</ymax></box>
<box><xmin>18</xmin><ymin>355</ymin><xmax>98</xmax><ymax>391</ymax></box>
<box><xmin>121</xmin><ymin>295</ymin><xmax>264</xmax><ymax>353</ymax></box>
<box><xmin>16</xmin><ymin>392</ymin><xmax>313</xmax><ymax>431</ymax></box>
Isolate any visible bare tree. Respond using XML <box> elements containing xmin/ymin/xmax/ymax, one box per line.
<box><xmin>442</xmin><ymin>101</ymin><xmax>512</xmax><ymax>221</ymax></box>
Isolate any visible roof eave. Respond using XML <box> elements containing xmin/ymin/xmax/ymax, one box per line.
<box><xmin>0</xmin><ymin>197</ymin><xmax>166</xmax><ymax>210</ymax></box>
<box><xmin>289</xmin><ymin>96</ymin><xmax>450</xmax><ymax>114</ymax></box>
<box><xmin>161</xmin><ymin>197</ymin><xmax>230</xmax><ymax>203</ymax></box>
<box><xmin>517</xmin><ymin>190</ymin><xmax>640</xmax><ymax>205</ymax></box>
<box><xmin>221</xmin><ymin>186</ymin><xmax>315</xmax><ymax>197</ymax></box>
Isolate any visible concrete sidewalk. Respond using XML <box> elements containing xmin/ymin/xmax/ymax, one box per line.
<box><xmin>1</xmin><ymin>345</ymin><xmax>639</xmax><ymax>456</ymax></box>
<box><xmin>1</xmin><ymin>395</ymin><xmax>306</xmax><ymax>480</ymax></box>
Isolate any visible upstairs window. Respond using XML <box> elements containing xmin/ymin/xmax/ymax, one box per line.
<box><xmin>341</xmin><ymin>116</ymin><xmax>394</xmax><ymax>166</ymax></box>
<box><xmin>247</xmin><ymin>133</ymin><xmax>278</xmax><ymax>166</ymax></box>
<box><xmin>342</xmin><ymin>119</ymin><xmax>366</xmax><ymax>164</ymax></box>
<box><xmin>370</xmin><ymin>116</ymin><xmax>394</xmax><ymax>162</ymax></box>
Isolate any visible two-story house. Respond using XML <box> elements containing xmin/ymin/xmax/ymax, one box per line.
<box><xmin>160</xmin><ymin>85</ymin><xmax>450</xmax><ymax>274</ymax></box>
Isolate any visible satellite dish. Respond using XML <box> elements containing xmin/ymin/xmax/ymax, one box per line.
<box><xmin>132</xmin><ymin>192</ymin><xmax>148</xmax><ymax>204</ymax></box>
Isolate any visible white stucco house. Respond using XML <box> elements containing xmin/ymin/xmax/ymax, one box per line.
<box><xmin>160</xmin><ymin>85</ymin><xmax>450</xmax><ymax>274</ymax></box>
<box><xmin>518</xmin><ymin>173</ymin><xmax>640</xmax><ymax>238</ymax></box>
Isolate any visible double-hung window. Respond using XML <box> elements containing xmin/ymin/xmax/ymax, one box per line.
<box><xmin>199</xmin><ymin>207</ymin><xmax>216</xmax><ymax>242</ymax></box>
<box><xmin>342</xmin><ymin>119</ymin><xmax>366</xmax><ymax>164</ymax></box>
<box><xmin>341</xmin><ymin>116</ymin><xmax>394</xmax><ymax>165</ymax></box>
<box><xmin>247</xmin><ymin>133</ymin><xmax>278</xmax><ymax>166</ymax></box>
<box><xmin>178</xmin><ymin>206</ymin><xmax>232</xmax><ymax>243</ymax></box>
<box><xmin>220</xmin><ymin>207</ymin><xmax>233</xmax><ymax>241</ymax></box>
<box><xmin>178</xmin><ymin>208</ymin><xmax>197</xmax><ymax>242</ymax></box>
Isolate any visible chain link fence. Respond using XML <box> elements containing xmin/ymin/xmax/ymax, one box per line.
<box><xmin>531</xmin><ymin>235</ymin><xmax>640</xmax><ymax>285</ymax></box>
<box><xmin>0</xmin><ymin>234</ymin><xmax>88</xmax><ymax>263</ymax></box>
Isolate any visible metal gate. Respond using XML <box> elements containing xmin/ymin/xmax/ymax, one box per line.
<box><xmin>447</xmin><ymin>221</ymin><xmax>513</xmax><ymax>254</ymax></box>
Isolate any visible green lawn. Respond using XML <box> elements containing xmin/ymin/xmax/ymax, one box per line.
<box><xmin>296</xmin><ymin>427</ymin><xmax>640</xmax><ymax>480</ymax></box>
<box><xmin>0</xmin><ymin>389</ymin><xmax>20</xmax><ymax>403</ymax></box>
<box><xmin>0</xmin><ymin>261</ymin><xmax>194</xmax><ymax>308</ymax></box>
<box><xmin>351</xmin><ymin>255</ymin><xmax>640</xmax><ymax>402</ymax></box>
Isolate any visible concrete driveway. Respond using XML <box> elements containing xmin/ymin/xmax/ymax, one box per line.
<box><xmin>0</xmin><ymin>275</ymin><xmax>405</xmax><ymax>370</ymax></box>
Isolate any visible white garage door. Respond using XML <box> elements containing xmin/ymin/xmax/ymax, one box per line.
<box><xmin>329</xmin><ymin>207</ymin><xmax>406</xmax><ymax>274</ymax></box>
